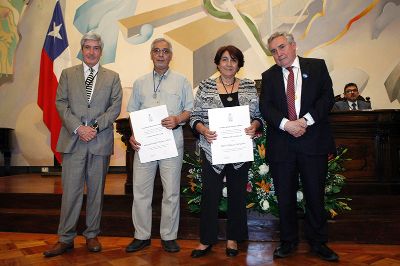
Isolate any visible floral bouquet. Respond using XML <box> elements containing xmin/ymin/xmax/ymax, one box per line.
<box><xmin>182</xmin><ymin>127</ymin><xmax>351</xmax><ymax>218</ymax></box>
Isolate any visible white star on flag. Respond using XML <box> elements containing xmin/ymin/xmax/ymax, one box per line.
<box><xmin>48</xmin><ymin>22</ymin><xmax>63</xmax><ymax>39</ymax></box>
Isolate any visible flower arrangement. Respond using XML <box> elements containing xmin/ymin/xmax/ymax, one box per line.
<box><xmin>182</xmin><ymin>127</ymin><xmax>352</xmax><ymax>218</ymax></box>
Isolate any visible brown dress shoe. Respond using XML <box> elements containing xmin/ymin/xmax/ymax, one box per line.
<box><xmin>86</xmin><ymin>237</ymin><xmax>102</xmax><ymax>252</ymax></box>
<box><xmin>43</xmin><ymin>242</ymin><xmax>74</xmax><ymax>257</ymax></box>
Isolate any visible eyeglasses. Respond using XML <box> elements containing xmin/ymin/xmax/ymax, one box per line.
<box><xmin>152</xmin><ymin>48</ymin><xmax>171</xmax><ymax>55</ymax></box>
<box><xmin>345</xmin><ymin>89</ymin><xmax>358</xmax><ymax>94</ymax></box>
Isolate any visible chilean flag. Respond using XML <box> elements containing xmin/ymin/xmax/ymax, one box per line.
<box><xmin>37</xmin><ymin>1</ymin><xmax>71</xmax><ymax>163</ymax></box>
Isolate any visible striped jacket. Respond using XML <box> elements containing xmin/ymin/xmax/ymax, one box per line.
<box><xmin>190</xmin><ymin>78</ymin><xmax>263</xmax><ymax>174</ymax></box>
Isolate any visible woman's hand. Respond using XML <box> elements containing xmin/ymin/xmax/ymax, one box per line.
<box><xmin>245</xmin><ymin>120</ymin><xmax>260</xmax><ymax>138</ymax></box>
<box><xmin>202</xmin><ymin>128</ymin><xmax>217</xmax><ymax>144</ymax></box>
<box><xmin>196</xmin><ymin>123</ymin><xmax>217</xmax><ymax>143</ymax></box>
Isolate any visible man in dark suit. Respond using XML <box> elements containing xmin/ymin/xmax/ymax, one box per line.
<box><xmin>43</xmin><ymin>32</ymin><xmax>122</xmax><ymax>257</ymax></box>
<box><xmin>332</xmin><ymin>82</ymin><xmax>372</xmax><ymax>111</ymax></box>
<box><xmin>259</xmin><ymin>32</ymin><xmax>338</xmax><ymax>262</ymax></box>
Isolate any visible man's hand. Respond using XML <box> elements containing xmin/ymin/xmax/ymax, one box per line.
<box><xmin>129</xmin><ymin>134</ymin><xmax>141</xmax><ymax>151</ymax></box>
<box><xmin>299</xmin><ymin>117</ymin><xmax>308</xmax><ymax>128</ymax></box>
<box><xmin>284</xmin><ymin>119</ymin><xmax>307</xmax><ymax>138</ymax></box>
<box><xmin>77</xmin><ymin>126</ymin><xmax>97</xmax><ymax>142</ymax></box>
<box><xmin>161</xmin><ymin>115</ymin><xmax>179</xmax><ymax>129</ymax></box>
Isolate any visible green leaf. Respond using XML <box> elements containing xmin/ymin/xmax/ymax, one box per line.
<box><xmin>182</xmin><ymin>129</ymin><xmax>352</xmax><ymax>218</ymax></box>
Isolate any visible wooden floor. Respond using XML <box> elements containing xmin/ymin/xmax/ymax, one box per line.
<box><xmin>0</xmin><ymin>232</ymin><xmax>400</xmax><ymax>266</ymax></box>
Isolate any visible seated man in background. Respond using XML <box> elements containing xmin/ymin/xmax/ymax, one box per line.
<box><xmin>332</xmin><ymin>83</ymin><xmax>371</xmax><ymax>111</ymax></box>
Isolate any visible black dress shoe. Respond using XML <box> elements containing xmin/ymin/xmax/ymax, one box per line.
<box><xmin>191</xmin><ymin>245</ymin><xmax>212</xmax><ymax>258</ymax></box>
<box><xmin>226</xmin><ymin>247</ymin><xmax>239</xmax><ymax>257</ymax></box>
<box><xmin>273</xmin><ymin>242</ymin><xmax>298</xmax><ymax>258</ymax></box>
<box><xmin>43</xmin><ymin>242</ymin><xmax>74</xmax><ymax>257</ymax></box>
<box><xmin>125</xmin><ymin>239</ymin><xmax>151</xmax><ymax>253</ymax></box>
<box><xmin>161</xmin><ymin>240</ymin><xmax>180</xmax><ymax>253</ymax></box>
<box><xmin>310</xmin><ymin>243</ymin><xmax>339</xmax><ymax>262</ymax></box>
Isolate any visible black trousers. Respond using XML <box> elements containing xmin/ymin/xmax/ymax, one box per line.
<box><xmin>199</xmin><ymin>152</ymin><xmax>251</xmax><ymax>245</ymax></box>
<box><xmin>270</xmin><ymin>143</ymin><xmax>328</xmax><ymax>245</ymax></box>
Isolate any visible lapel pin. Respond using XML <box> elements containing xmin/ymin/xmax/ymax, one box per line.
<box><xmin>302</xmin><ymin>73</ymin><xmax>308</xmax><ymax>79</ymax></box>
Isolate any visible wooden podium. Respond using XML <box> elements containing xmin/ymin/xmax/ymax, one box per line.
<box><xmin>329</xmin><ymin>109</ymin><xmax>400</xmax><ymax>183</ymax></box>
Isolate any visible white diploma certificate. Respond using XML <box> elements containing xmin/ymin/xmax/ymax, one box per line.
<box><xmin>129</xmin><ymin>105</ymin><xmax>178</xmax><ymax>163</ymax></box>
<box><xmin>208</xmin><ymin>105</ymin><xmax>254</xmax><ymax>165</ymax></box>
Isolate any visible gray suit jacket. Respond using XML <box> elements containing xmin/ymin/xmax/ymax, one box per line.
<box><xmin>56</xmin><ymin>64</ymin><xmax>122</xmax><ymax>156</ymax></box>
<box><xmin>331</xmin><ymin>100</ymin><xmax>371</xmax><ymax>111</ymax></box>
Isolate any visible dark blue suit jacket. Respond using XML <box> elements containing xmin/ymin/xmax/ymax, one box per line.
<box><xmin>259</xmin><ymin>57</ymin><xmax>335</xmax><ymax>162</ymax></box>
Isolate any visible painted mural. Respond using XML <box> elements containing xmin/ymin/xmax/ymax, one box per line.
<box><xmin>0</xmin><ymin>0</ymin><xmax>26</xmax><ymax>84</ymax></box>
<box><xmin>0</xmin><ymin>0</ymin><xmax>399</xmax><ymax>166</ymax></box>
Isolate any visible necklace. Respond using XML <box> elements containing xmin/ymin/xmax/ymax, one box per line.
<box><xmin>220</xmin><ymin>76</ymin><xmax>236</xmax><ymax>102</ymax></box>
<box><xmin>153</xmin><ymin>70</ymin><xmax>165</xmax><ymax>99</ymax></box>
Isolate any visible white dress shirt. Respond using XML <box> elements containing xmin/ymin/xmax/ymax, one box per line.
<box><xmin>279</xmin><ymin>57</ymin><xmax>315</xmax><ymax>131</ymax></box>
<box><xmin>83</xmin><ymin>62</ymin><xmax>99</xmax><ymax>103</ymax></box>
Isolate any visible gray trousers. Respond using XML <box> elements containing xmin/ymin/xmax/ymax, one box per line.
<box><xmin>131</xmin><ymin>128</ymin><xmax>184</xmax><ymax>240</ymax></box>
<box><xmin>58</xmin><ymin>148</ymin><xmax>110</xmax><ymax>243</ymax></box>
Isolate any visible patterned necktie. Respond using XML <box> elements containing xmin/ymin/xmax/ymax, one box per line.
<box><xmin>351</xmin><ymin>102</ymin><xmax>357</xmax><ymax>110</ymax></box>
<box><xmin>85</xmin><ymin>68</ymin><xmax>94</xmax><ymax>102</ymax></box>
<box><xmin>286</xmin><ymin>66</ymin><xmax>297</xmax><ymax>120</ymax></box>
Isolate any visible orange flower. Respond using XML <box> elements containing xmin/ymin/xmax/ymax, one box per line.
<box><xmin>257</xmin><ymin>144</ymin><xmax>266</xmax><ymax>159</ymax></box>
<box><xmin>246</xmin><ymin>202</ymin><xmax>255</xmax><ymax>208</ymax></box>
<box><xmin>256</xmin><ymin>179</ymin><xmax>271</xmax><ymax>193</ymax></box>
<box><xmin>189</xmin><ymin>181</ymin><xmax>196</xmax><ymax>192</ymax></box>
<box><xmin>329</xmin><ymin>209</ymin><xmax>338</xmax><ymax>218</ymax></box>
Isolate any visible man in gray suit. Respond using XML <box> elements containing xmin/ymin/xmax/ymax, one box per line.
<box><xmin>332</xmin><ymin>83</ymin><xmax>371</xmax><ymax>111</ymax></box>
<box><xmin>44</xmin><ymin>32</ymin><xmax>122</xmax><ymax>257</ymax></box>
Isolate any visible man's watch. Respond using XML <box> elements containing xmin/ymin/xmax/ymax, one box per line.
<box><xmin>91</xmin><ymin>121</ymin><xmax>99</xmax><ymax>132</ymax></box>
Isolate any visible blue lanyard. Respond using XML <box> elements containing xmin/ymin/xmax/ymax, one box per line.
<box><xmin>153</xmin><ymin>70</ymin><xmax>165</xmax><ymax>98</ymax></box>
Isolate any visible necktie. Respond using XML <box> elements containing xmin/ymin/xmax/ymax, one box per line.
<box><xmin>286</xmin><ymin>66</ymin><xmax>296</xmax><ymax>120</ymax></box>
<box><xmin>85</xmin><ymin>68</ymin><xmax>95</xmax><ymax>102</ymax></box>
<box><xmin>351</xmin><ymin>103</ymin><xmax>357</xmax><ymax>110</ymax></box>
